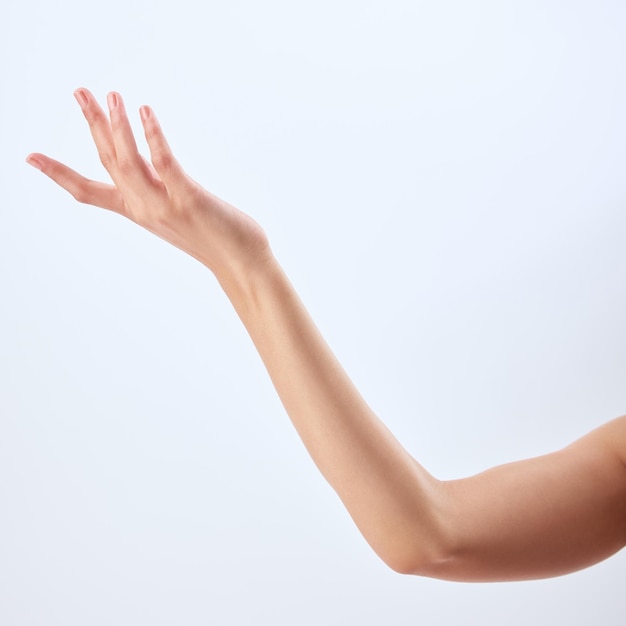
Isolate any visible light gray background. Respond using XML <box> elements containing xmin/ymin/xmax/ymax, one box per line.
<box><xmin>2</xmin><ymin>1</ymin><xmax>626</xmax><ymax>624</ymax></box>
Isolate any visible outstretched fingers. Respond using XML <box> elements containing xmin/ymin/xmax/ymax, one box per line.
<box><xmin>26</xmin><ymin>153</ymin><xmax>124</xmax><ymax>213</ymax></box>
<box><xmin>75</xmin><ymin>88</ymin><xmax>155</xmax><ymax>197</ymax></box>
<box><xmin>27</xmin><ymin>89</ymin><xmax>188</xmax><ymax>224</ymax></box>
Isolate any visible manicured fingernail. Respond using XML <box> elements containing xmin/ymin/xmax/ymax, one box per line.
<box><xmin>107</xmin><ymin>92</ymin><xmax>119</xmax><ymax>110</ymax></box>
<box><xmin>26</xmin><ymin>155</ymin><xmax>43</xmax><ymax>171</ymax></box>
<box><xmin>74</xmin><ymin>89</ymin><xmax>88</xmax><ymax>109</ymax></box>
<box><xmin>139</xmin><ymin>105</ymin><xmax>151</xmax><ymax>122</ymax></box>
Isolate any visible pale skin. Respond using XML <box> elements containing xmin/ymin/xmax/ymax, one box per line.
<box><xmin>26</xmin><ymin>89</ymin><xmax>626</xmax><ymax>582</ymax></box>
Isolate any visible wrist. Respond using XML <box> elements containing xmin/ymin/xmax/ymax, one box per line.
<box><xmin>212</xmin><ymin>243</ymin><xmax>281</xmax><ymax>308</ymax></box>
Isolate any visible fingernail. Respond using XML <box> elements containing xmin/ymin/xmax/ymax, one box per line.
<box><xmin>139</xmin><ymin>105</ymin><xmax>151</xmax><ymax>122</ymax></box>
<box><xmin>26</xmin><ymin>155</ymin><xmax>43</xmax><ymax>171</ymax></box>
<box><xmin>107</xmin><ymin>92</ymin><xmax>119</xmax><ymax>110</ymax></box>
<box><xmin>74</xmin><ymin>89</ymin><xmax>88</xmax><ymax>109</ymax></box>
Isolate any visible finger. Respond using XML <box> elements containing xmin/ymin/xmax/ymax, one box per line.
<box><xmin>73</xmin><ymin>88</ymin><xmax>120</xmax><ymax>180</ymax></box>
<box><xmin>26</xmin><ymin>153</ymin><xmax>125</xmax><ymax>213</ymax></box>
<box><xmin>140</xmin><ymin>154</ymin><xmax>161</xmax><ymax>184</ymax></box>
<box><xmin>106</xmin><ymin>91</ymin><xmax>153</xmax><ymax>186</ymax></box>
<box><xmin>139</xmin><ymin>105</ymin><xmax>187</xmax><ymax>190</ymax></box>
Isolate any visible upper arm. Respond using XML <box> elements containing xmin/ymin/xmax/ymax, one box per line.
<box><xmin>424</xmin><ymin>416</ymin><xmax>626</xmax><ymax>582</ymax></box>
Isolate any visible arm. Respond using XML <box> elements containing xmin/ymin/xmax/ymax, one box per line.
<box><xmin>26</xmin><ymin>89</ymin><xmax>626</xmax><ymax>581</ymax></box>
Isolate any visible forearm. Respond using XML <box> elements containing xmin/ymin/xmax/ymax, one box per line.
<box><xmin>215</xmin><ymin>253</ymin><xmax>449</xmax><ymax>573</ymax></box>
<box><xmin>215</xmin><ymin>255</ymin><xmax>626</xmax><ymax>581</ymax></box>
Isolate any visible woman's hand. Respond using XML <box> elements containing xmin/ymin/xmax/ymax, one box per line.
<box><xmin>26</xmin><ymin>89</ymin><xmax>271</xmax><ymax>281</ymax></box>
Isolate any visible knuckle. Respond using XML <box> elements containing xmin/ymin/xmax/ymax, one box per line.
<box><xmin>71</xmin><ymin>184</ymin><xmax>90</xmax><ymax>204</ymax></box>
<box><xmin>116</xmin><ymin>156</ymin><xmax>136</xmax><ymax>175</ymax></box>
<box><xmin>84</xmin><ymin>107</ymin><xmax>107</xmax><ymax>129</ymax></box>
<box><xmin>152</xmin><ymin>151</ymin><xmax>173</xmax><ymax>172</ymax></box>
<box><xmin>98</xmin><ymin>150</ymin><xmax>114</xmax><ymax>170</ymax></box>
<box><xmin>82</xmin><ymin>108</ymin><xmax>97</xmax><ymax>125</ymax></box>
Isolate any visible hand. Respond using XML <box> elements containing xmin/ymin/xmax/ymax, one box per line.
<box><xmin>26</xmin><ymin>89</ymin><xmax>271</xmax><ymax>281</ymax></box>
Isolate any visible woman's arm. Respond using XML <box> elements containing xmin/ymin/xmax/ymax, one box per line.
<box><xmin>26</xmin><ymin>89</ymin><xmax>626</xmax><ymax>581</ymax></box>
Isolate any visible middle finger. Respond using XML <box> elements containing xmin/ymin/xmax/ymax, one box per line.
<box><xmin>106</xmin><ymin>91</ymin><xmax>152</xmax><ymax>185</ymax></box>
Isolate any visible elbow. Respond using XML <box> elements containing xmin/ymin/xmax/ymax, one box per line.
<box><xmin>362</xmin><ymin>475</ymin><xmax>461</xmax><ymax>577</ymax></box>
<box><xmin>377</xmin><ymin>528</ymin><xmax>458</xmax><ymax>578</ymax></box>
<box><xmin>374</xmin><ymin>496</ymin><xmax>460</xmax><ymax>577</ymax></box>
<box><xmin>383</xmin><ymin>554</ymin><xmax>424</xmax><ymax>576</ymax></box>
<box><xmin>383</xmin><ymin>544</ymin><xmax>456</xmax><ymax>578</ymax></box>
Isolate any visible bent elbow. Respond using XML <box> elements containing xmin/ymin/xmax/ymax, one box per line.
<box><xmin>379</xmin><ymin>535</ymin><xmax>457</xmax><ymax>577</ymax></box>
<box><xmin>384</xmin><ymin>554</ymin><xmax>424</xmax><ymax>576</ymax></box>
